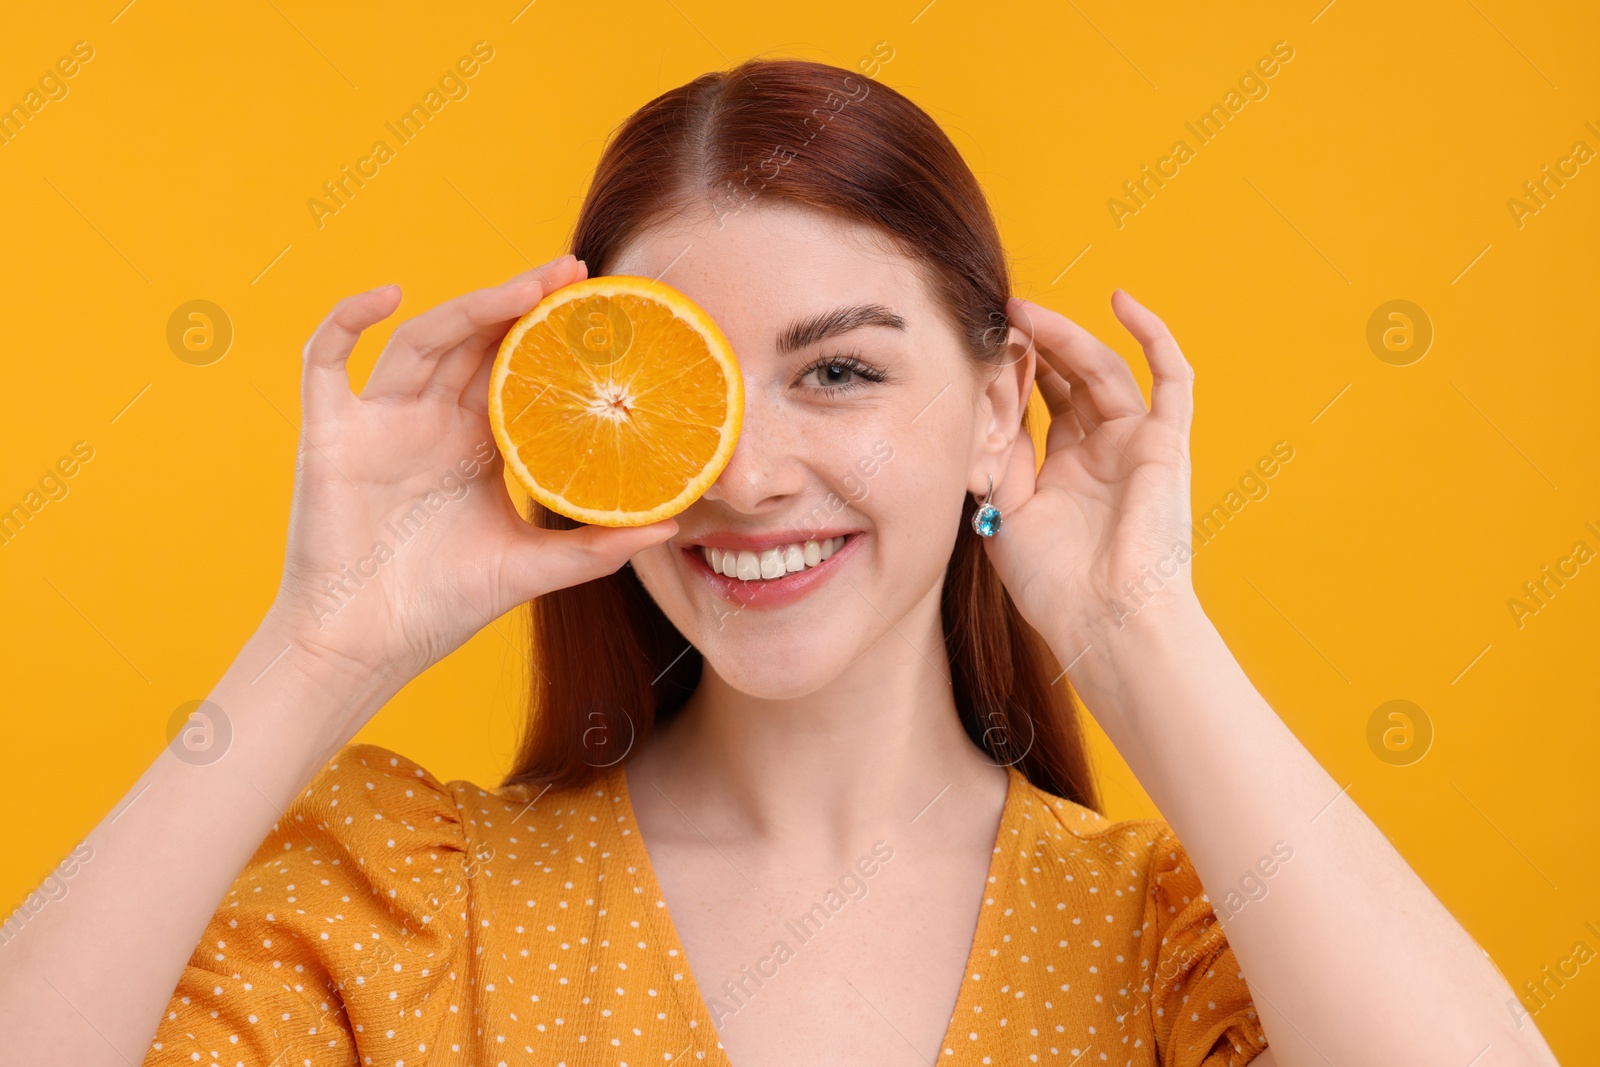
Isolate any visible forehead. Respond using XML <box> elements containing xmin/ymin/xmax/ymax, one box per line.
<box><xmin>606</xmin><ymin>201</ymin><xmax>937</xmax><ymax>354</ymax></box>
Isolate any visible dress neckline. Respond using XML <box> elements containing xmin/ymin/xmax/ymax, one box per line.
<box><xmin>607</xmin><ymin>759</ymin><xmax>1024</xmax><ymax>1065</ymax></box>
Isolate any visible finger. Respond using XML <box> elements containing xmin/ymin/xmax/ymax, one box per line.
<box><xmin>367</xmin><ymin>255</ymin><xmax>578</xmax><ymax>400</ymax></box>
<box><xmin>301</xmin><ymin>284</ymin><xmax>403</xmax><ymax>423</ymax></box>
<box><xmin>508</xmin><ymin>517</ymin><xmax>680</xmax><ymax>600</ymax></box>
<box><xmin>421</xmin><ymin>334</ymin><xmax>499</xmax><ymax>407</ymax></box>
<box><xmin>1035</xmin><ymin>358</ymin><xmax>1084</xmax><ymax>428</ymax></box>
<box><xmin>458</xmin><ymin>333</ymin><xmax>498</xmax><ymax>415</ymax></box>
<box><xmin>1110</xmin><ymin>289</ymin><xmax>1194</xmax><ymax>431</ymax></box>
<box><xmin>1008</xmin><ymin>296</ymin><xmax>1147</xmax><ymax>420</ymax></box>
<box><xmin>495</xmin><ymin>255</ymin><xmax>588</xmax><ymax>292</ymax></box>
<box><xmin>429</xmin><ymin>258</ymin><xmax>591</xmax><ymax>405</ymax></box>
<box><xmin>1014</xmin><ymin>303</ymin><xmax>1080</xmax><ymax>432</ymax></box>
<box><xmin>362</xmin><ymin>254</ymin><xmax>583</xmax><ymax>401</ymax></box>
<box><xmin>1035</xmin><ymin>371</ymin><xmax>1085</xmax><ymax>451</ymax></box>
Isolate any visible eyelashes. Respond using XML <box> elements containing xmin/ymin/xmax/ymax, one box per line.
<box><xmin>795</xmin><ymin>350</ymin><xmax>891</xmax><ymax>395</ymax></box>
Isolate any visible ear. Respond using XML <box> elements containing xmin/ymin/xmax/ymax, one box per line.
<box><xmin>968</xmin><ymin>323</ymin><xmax>1037</xmax><ymax>498</ymax></box>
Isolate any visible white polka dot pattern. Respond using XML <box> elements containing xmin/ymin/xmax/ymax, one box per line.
<box><xmin>144</xmin><ymin>744</ymin><xmax>1266</xmax><ymax>1066</ymax></box>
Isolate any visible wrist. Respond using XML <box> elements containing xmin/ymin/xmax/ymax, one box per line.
<box><xmin>262</xmin><ymin>594</ymin><xmax>414</xmax><ymax>686</ymax></box>
<box><xmin>1046</xmin><ymin>580</ymin><xmax>1207</xmax><ymax>665</ymax></box>
<box><xmin>221</xmin><ymin>610</ymin><xmax>405</xmax><ymax>754</ymax></box>
<box><xmin>1045</xmin><ymin>588</ymin><xmax>1214</xmax><ymax>727</ymax></box>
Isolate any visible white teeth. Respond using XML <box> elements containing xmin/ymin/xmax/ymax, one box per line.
<box><xmin>699</xmin><ymin>535</ymin><xmax>849</xmax><ymax>581</ymax></box>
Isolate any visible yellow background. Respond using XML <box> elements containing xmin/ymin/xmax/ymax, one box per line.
<box><xmin>2</xmin><ymin>1</ymin><xmax>1596</xmax><ymax>1059</ymax></box>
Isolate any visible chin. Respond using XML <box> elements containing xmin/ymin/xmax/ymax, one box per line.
<box><xmin>696</xmin><ymin>650</ymin><xmax>849</xmax><ymax>702</ymax></box>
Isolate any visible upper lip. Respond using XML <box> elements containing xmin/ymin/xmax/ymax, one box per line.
<box><xmin>680</xmin><ymin>528</ymin><xmax>860</xmax><ymax>552</ymax></box>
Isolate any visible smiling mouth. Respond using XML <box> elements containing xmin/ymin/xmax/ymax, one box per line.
<box><xmin>696</xmin><ymin>536</ymin><xmax>847</xmax><ymax>581</ymax></box>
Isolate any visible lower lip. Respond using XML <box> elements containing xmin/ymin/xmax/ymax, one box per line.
<box><xmin>683</xmin><ymin>534</ymin><xmax>862</xmax><ymax>611</ymax></box>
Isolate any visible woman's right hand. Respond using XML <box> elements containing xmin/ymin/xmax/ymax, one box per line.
<box><xmin>265</xmin><ymin>254</ymin><xmax>677</xmax><ymax>695</ymax></box>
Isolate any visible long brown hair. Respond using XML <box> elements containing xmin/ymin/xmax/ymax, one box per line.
<box><xmin>502</xmin><ymin>56</ymin><xmax>1100</xmax><ymax>811</ymax></box>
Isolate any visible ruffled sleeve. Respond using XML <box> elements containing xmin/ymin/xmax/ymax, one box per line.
<box><xmin>143</xmin><ymin>744</ymin><xmax>471</xmax><ymax>1067</ymax></box>
<box><xmin>1142</xmin><ymin>824</ymin><xmax>1270</xmax><ymax>1067</ymax></box>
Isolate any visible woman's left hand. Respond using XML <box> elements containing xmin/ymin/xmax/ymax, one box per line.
<box><xmin>982</xmin><ymin>289</ymin><xmax>1200</xmax><ymax>655</ymax></box>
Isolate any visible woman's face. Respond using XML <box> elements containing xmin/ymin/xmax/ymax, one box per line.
<box><xmin>612</xmin><ymin>200</ymin><xmax>1030</xmax><ymax>701</ymax></box>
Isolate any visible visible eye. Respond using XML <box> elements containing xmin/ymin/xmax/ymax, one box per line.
<box><xmin>796</xmin><ymin>351</ymin><xmax>890</xmax><ymax>394</ymax></box>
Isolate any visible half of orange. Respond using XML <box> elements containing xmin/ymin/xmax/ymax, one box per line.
<box><xmin>488</xmin><ymin>274</ymin><xmax>743</xmax><ymax>527</ymax></box>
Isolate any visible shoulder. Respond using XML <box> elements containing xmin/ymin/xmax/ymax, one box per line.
<box><xmin>314</xmin><ymin>740</ymin><xmax>460</xmax><ymax>786</ymax></box>
<box><xmin>291</xmin><ymin>742</ymin><xmax>473</xmax><ymax>832</ymax></box>
<box><xmin>314</xmin><ymin>745</ymin><xmax>629</xmax><ymax>871</ymax></box>
<box><xmin>972</xmin><ymin>772</ymin><xmax>1267</xmax><ymax>1063</ymax></box>
<box><xmin>445</xmin><ymin>756</ymin><xmax>629</xmax><ymax>875</ymax></box>
<box><xmin>1003</xmin><ymin>768</ymin><xmax>1195</xmax><ymax>897</ymax></box>
<box><xmin>245</xmin><ymin>742</ymin><xmax>488</xmax><ymax>902</ymax></box>
<box><xmin>295</xmin><ymin>742</ymin><xmax>626</xmax><ymax>850</ymax></box>
<box><xmin>1007</xmin><ymin>767</ymin><xmax>1180</xmax><ymax>854</ymax></box>
<box><xmin>1000</xmin><ymin>781</ymin><xmax>1270</xmax><ymax>1060</ymax></box>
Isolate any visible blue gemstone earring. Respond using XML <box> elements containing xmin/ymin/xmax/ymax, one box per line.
<box><xmin>971</xmin><ymin>474</ymin><xmax>1003</xmax><ymax>537</ymax></box>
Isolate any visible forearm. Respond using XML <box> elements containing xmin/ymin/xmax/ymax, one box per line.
<box><xmin>0</xmin><ymin>613</ymin><xmax>399</xmax><ymax>1066</ymax></box>
<box><xmin>1053</xmin><ymin>596</ymin><xmax>1559</xmax><ymax>1067</ymax></box>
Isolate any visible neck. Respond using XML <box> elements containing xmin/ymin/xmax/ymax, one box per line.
<box><xmin>626</xmin><ymin>584</ymin><xmax>1007</xmax><ymax>856</ymax></box>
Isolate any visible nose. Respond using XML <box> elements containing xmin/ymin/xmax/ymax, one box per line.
<box><xmin>698</xmin><ymin>380</ymin><xmax>806</xmax><ymax>512</ymax></box>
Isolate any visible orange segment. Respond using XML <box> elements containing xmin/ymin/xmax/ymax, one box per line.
<box><xmin>488</xmin><ymin>275</ymin><xmax>743</xmax><ymax>527</ymax></box>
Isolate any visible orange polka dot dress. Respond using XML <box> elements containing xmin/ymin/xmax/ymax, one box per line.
<box><xmin>145</xmin><ymin>744</ymin><xmax>1267</xmax><ymax>1066</ymax></box>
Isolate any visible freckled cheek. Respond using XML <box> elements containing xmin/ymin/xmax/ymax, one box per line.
<box><xmin>837</xmin><ymin>429</ymin><xmax>964</xmax><ymax>538</ymax></box>
<box><xmin>804</xmin><ymin>425</ymin><xmax>883</xmax><ymax>502</ymax></box>
<box><xmin>851</xmin><ymin>471</ymin><xmax>965</xmax><ymax>589</ymax></box>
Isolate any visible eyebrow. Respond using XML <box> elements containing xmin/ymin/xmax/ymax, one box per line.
<box><xmin>775</xmin><ymin>303</ymin><xmax>908</xmax><ymax>355</ymax></box>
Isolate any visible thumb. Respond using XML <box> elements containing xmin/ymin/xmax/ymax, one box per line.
<box><xmin>508</xmin><ymin>517</ymin><xmax>680</xmax><ymax>600</ymax></box>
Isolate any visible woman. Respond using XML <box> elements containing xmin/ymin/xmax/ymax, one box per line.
<box><xmin>0</xmin><ymin>58</ymin><xmax>1558</xmax><ymax>1067</ymax></box>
